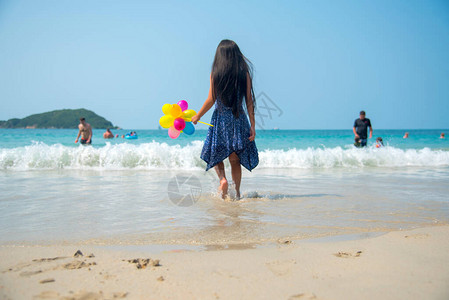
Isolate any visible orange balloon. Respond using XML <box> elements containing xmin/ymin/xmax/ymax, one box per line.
<box><xmin>170</xmin><ymin>104</ymin><xmax>182</xmax><ymax>118</ymax></box>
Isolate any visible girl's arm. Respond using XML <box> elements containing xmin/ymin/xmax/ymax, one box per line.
<box><xmin>246</xmin><ymin>72</ymin><xmax>256</xmax><ymax>141</ymax></box>
<box><xmin>191</xmin><ymin>75</ymin><xmax>215</xmax><ymax>124</ymax></box>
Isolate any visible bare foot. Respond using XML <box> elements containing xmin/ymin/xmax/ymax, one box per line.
<box><xmin>218</xmin><ymin>178</ymin><xmax>228</xmax><ymax>199</ymax></box>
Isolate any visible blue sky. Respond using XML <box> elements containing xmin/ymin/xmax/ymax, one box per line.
<box><xmin>1</xmin><ymin>0</ymin><xmax>448</xmax><ymax>129</ymax></box>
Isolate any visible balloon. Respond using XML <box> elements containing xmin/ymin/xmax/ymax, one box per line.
<box><xmin>159</xmin><ymin>100</ymin><xmax>205</xmax><ymax>138</ymax></box>
<box><xmin>159</xmin><ymin>115</ymin><xmax>174</xmax><ymax>128</ymax></box>
<box><xmin>170</xmin><ymin>104</ymin><xmax>182</xmax><ymax>118</ymax></box>
<box><xmin>183</xmin><ymin>122</ymin><xmax>195</xmax><ymax>135</ymax></box>
<box><xmin>168</xmin><ymin>126</ymin><xmax>181</xmax><ymax>139</ymax></box>
<box><xmin>177</xmin><ymin>100</ymin><xmax>188</xmax><ymax>111</ymax></box>
<box><xmin>182</xmin><ymin>109</ymin><xmax>196</xmax><ymax>119</ymax></box>
<box><xmin>174</xmin><ymin>118</ymin><xmax>186</xmax><ymax>131</ymax></box>
<box><xmin>162</xmin><ymin>103</ymin><xmax>172</xmax><ymax>115</ymax></box>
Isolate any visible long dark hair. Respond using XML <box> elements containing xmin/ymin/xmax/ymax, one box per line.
<box><xmin>211</xmin><ymin>39</ymin><xmax>256</xmax><ymax>117</ymax></box>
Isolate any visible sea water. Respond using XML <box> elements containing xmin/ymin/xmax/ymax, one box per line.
<box><xmin>0</xmin><ymin>129</ymin><xmax>448</xmax><ymax>245</ymax></box>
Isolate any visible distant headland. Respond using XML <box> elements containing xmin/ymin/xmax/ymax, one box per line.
<box><xmin>0</xmin><ymin>109</ymin><xmax>119</xmax><ymax>129</ymax></box>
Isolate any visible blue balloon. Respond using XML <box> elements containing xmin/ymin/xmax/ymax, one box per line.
<box><xmin>183</xmin><ymin>122</ymin><xmax>195</xmax><ymax>135</ymax></box>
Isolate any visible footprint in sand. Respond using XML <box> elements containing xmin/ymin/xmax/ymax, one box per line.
<box><xmin>211</xmin><ymin>268</ymin><xmax>240</xmax><ymax>279</ymax></box>
<box><xmin>62</xmin><ymin>291</ymin><xmax>103</xmax><ymax>300</ymax></box>
<box><xmin>5</xmin><ymin>261</ymin><xmax>43</xmax><ymax>276</ymax></box>
<box><xmin>3</xmin><ymin>262</ymin><xmax>35</xmax><ymax>273</ymax></box>
<box><xmin>111</xmin><ymin>292</ymin><xmax>128</xmax><ymax>299</ymax></box>
<box><xmin>404</xmin><ymin>233</ymin><xmax>430</xmax><ymax>239</ymax></box>
<box><xmin>60</xmin><ymin>260</ymin><xmax>96</xmax><ymax>270</ymax></box>
<box><xmin>266</xmin><ymin>259</ymin><xmax>297</xmax><ymax>276</ymax></box>
<box><xmin>333</xmin><ymin>251</ymin><xmax>362</xmax><ymax>258</ymax></box>
<box><xmin>20</xmin><ymin>269</ymin><xmax>43</xmax><ymax>277</ymax></box>
<box><xmin>39</xmin><ymin>278</ymin><xmax>56</xmax><ymax>284</ymax></box>
<box><xmin>288</xmin><ymin>293</ymin><xmax>318</xmax><ymax>299</ymax></box>
<box><xmin>102</xmin><ymin>273</ymin><xmax>116</xmax><ymax>280</ymax></box>
<box><xmin>126</xmin><ymin>258</ymin><xmax>161</xmax><ymax>269</ymax></box>
<box><xmin>6</xmin><ymin>254</ymin><xmax>96</xmax><ymax>279</ymax></box>
<box><xmin>34</xmin><ymin>290</ymin><xmax>60</xmax><ymax>299</ymax></box>
<box><xmin>33</xmin><ymin>256</ymin><xmax>69</xmax><ymax>262</ymax></box>
<box><xmin>35</xmin><ymin>290</ymin><xmax>128</xmax><ymax>300</ymax></box>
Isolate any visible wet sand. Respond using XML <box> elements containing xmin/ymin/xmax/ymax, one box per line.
<box><xmin>1</xmin><ymin>225</ymin><xmax>448</xmax><ymax>300</ymax></box>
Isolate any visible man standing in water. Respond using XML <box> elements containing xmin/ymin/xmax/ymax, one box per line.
<box><xmin>353</xmin><ymin>110</ymin><xmax>373</xmax><ymax>147</ymax></box>
<box><xmin>75</xmin><ymin>117</ymin><xmax>93</xmax><ymax>144</ymax></box>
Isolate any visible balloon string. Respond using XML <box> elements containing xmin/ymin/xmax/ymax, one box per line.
<box><xmin>184</xmin><ymin>118</ymin><xmax>214</xmax><ymax>127</ymax></box>
<box><xmin>198</xmin><ymin>121</ymin><xmax>214</xmax><ymax>127</ymax></box>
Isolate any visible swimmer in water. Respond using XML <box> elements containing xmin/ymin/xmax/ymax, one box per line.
<box><xmin>103</xmin><ymin>128</ymin><xmax>114</xmax><ymax>139</ymax></box>
<box><xmin>75</xmin><ymin>117</ymin><xmax>92</xmax><ymax>145</ymax></box>
<box><xmin>376</xmin><ymin>137</ymin><xmax>384</xmax><ymax>148</ymax></box>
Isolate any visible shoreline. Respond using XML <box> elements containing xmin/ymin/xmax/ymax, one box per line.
<box><xmin>0</xmin><ymin>228</ymin><xmax>390</xmax><ymax>250</ymax></box>
<box><xmin>1</xmin><ymin>225</ymin><xmax>448</xmax><ymax>300</ymax></box>
<box><xmin>0</xmin><ymin>223</ymin><xmax>422</xmax><ymax>249</ymax></box>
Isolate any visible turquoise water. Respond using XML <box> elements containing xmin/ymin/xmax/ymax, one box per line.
<box><xmin>1</xmin><ymin>128</ymin><xmax>448</xmax><ymax>150</ymax></box>
<box><xmin>0</xmin><ymin>129</ymin><xmax>448</xmax><ymax>245</ymax></box>
<box><xmin>1</xmin><ymin>129</ymin><xmax>448</xmax><ymax>170</ymax></box>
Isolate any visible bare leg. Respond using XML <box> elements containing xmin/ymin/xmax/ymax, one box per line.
<box><xmin>228</xmin><ymin>153</ymin><xmax>241</xmax><ymax>199</ymax></box>
<box><xmin>214</xmin><ymin>162</ymin><xmax>228</xmax><ymax>199</ymax></box>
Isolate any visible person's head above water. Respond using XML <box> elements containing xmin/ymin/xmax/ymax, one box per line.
<box><xmin>376</xmin><ymin>137</ymin><xmax>384</xmax><ymax>147</ymax></box>
<box><xmin>359</xmin><ymin>111</ymin><xmax>366</xmax><ymax>120</ymax></box>
<box><xmin>211</xmin><ymin>39</ymin><xmax>256</xmax><ymax>117</ymax></box>
<box><xmin>79</xmin><ymin>117</ymin><xmax>86</xmax><ymax>124</ymax></box>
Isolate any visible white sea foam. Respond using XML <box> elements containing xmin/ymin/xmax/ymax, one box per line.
<box><xmin>259</xmin><ymin>146</ymin><xmax>449</xmax><ymax>168</ymax></box>
<box><xmin>1</xmin><ymin>142</ymin><xmax>448</xmax><ymax>170</ymax></box>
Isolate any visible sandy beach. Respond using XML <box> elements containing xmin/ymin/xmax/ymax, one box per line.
<box><xmin>1</xmin><ymin>225</ymin><xmax>448</xmax><ymax>300</ymax></box>
<box><xmin>2</xmin><ymin>0</ymin><xmax>449</xmax><ymax>299</ymax></box>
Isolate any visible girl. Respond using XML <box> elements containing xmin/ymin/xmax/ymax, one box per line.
<box><xmin>191</xmin><ymin>39</ymin><xmax>259</xmax><ymax>199</ymax></box>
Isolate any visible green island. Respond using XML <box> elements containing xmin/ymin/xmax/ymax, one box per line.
<box><xmin>0</xmin><ymin>109</ymin><xmax>119</xmax><ymax>129</ymax></box>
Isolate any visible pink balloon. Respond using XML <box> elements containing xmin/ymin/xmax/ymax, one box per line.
<box><xmin>177</xmin><ymin>100</ymin><xmax>188</xmax><ymax>111</ymax></box>
<box><xmin>168</xmin><ymin>126</ymin><xmax>181</xmax><ymax>139</ymax></box>
<box><xmin>174</xmin><ymin>118</ymin><xmax>186</xmax><ymax>131</ymax></box>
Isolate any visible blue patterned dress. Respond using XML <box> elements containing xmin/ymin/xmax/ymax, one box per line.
<box><xmin>201</xmin><ymin>99</ymin><xmax>259</xmax><ymax>171</ymax></box>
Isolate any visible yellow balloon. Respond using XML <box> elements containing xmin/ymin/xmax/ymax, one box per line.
<box><xmin>170</xmin><ymin>104</ymin><xmax>182</xmax><ymax>118</ymax></box>
<box><xmin>159</xmin><ymin>115</ymin><xmax>174</xmax><ymax>128</ymax></box>
<box><xmin>162</xmin><ymin>103</ymin><xmax>172</xmax><ymax>115</ymax></box>
<box><xmin>183</xmin><ymin>109</ymin><xmax>197</xmax><ymax>119</ymax></box>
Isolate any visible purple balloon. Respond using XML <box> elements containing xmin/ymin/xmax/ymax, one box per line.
<box><xmin>177</xmin><ymin>100</ymin><xmax>188</xmax><ymax>111</ymax></box>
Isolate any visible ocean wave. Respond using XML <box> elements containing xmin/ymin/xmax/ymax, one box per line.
<box><xmin>1</xmin><ymin>142</ymin><xmax>448</xmax><ymax>170</ymax></box>
<box><xmin>259</xmin><ymin>146</ymin><xmax>449</xmax><ymax>168</ymax></box>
